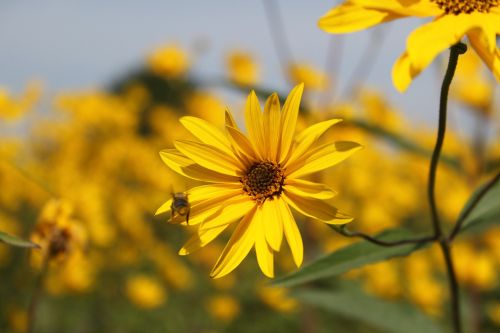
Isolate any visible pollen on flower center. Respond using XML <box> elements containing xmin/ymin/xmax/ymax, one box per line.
<box><xmin>431</xmin><ymin>0</ymin><xmax>498</xmax><ymax>14</ymax></box>
<box><xmin>240</xmin><ymin>162</ymin><xmax>285</xmax><ymax>204</ymax></box>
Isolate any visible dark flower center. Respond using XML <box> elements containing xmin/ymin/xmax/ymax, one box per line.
<box><xmin>241</xmin><ymin>162</ymin><xmax>284</xmax><ymax>204</ymax></box>
<box><xmin>431</xmin><ymin>0</ymin><xmax>498</xmax><ymax>14</ymax></box>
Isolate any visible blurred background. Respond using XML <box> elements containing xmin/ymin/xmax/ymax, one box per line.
<box><xmin>1</xmin><ymin>1</ymin><xmax>500</xmax><ymax>332</ymax></box>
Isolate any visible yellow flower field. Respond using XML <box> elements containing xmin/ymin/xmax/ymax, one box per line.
<box><xmin>1</xmin><ymin>2</ymin><xmax>499</xmax><ymax>333</ymax></box>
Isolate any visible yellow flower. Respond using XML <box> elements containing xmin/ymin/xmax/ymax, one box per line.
<box><xmin>206</xmin><ymin>295</ymin><xmax>241</xmax><ymax>322</ymax></box>
<box><xmin>287</xmin><ymin>63</ymin><xmax>329</xmax><ymax>91</ymax></box>
<box><xmin>452</xmin><ymin>50</ymin><xmax>493</xmax><ymax>112</ymax></box>
<box><xmin>226</xmin><ymin>50</ymin><xmax>260</xmax><ymax>86</ymax></box>
<box><xmin>147</xmin><ymin>44</ymin><xmax>189</xmax><ymax>78</ymax></box>
<box><xmin>156</xmin><ymin>84</ymin><xmax>361</xmax><ymax>278</ymax></box>
<box><xmin>318</xmin><ymin>0</ymin><xmax>500</xmax><ymax>92</ymax></box>
<box><xmin>126</xmin><ymin>275</ymin><xmax>167</xmax><ymax>309</ymax></box>
<box><xmin>30</xmin><ymin>199</ymin><xmax>87</xmax><ymax>265</ymax></box>
<box><xmin>257</xmin><ymin>285</ymin><xmax>298</xmax><ymax>313</ymax></box>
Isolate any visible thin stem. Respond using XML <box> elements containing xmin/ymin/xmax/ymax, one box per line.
<box><xmin>262</xmin><ymin>0</ymin><xmax>294</xmax><ymax>81</ymax></box>
<box><xmin>440</xmin><ymin>241</ymin><xmax>461</xmax><ymax>333</ymax></box>
<box><xmin>449</xmin><ymin>172</ymin><xmax>500</xmax><ymax>240</ymax></box>
<box><xmin>428</xmin><ymin>42</ymin><xmax>467</xmax><ymax>238</ymax></box>
<box><xmin>428</xmin><ymin>42</ymin><xmax>466</xmax><ymax>333</ymax></box>
<box><xmin>331</xmin><ymin>225</ymin><xmax>436</xmax><ymax>247</ymax></box>
<box><xmin>27</xmin><ymin>254</ymin><xmax>50</xmax><ymax>333</ymax></box>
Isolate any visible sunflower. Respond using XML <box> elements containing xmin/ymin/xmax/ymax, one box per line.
<box><xmin>318</xmin><ymin>0</ymin><xmax>500</xmax><ymax>92</ymax></box>
<box><xmin>156</xmin><ymin>84</ymin><xmax>361</xmax><ymax>278</ymax></box>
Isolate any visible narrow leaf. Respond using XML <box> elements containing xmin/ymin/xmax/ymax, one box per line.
<box><xmin>274</xmin><ymin>229</ymin><xmax>425</xmax><ymax>287</ymax></box>
<box><xmin>0</xmin><ymin>231</ymin><xmax>40</xmax><ymax>249</ymax></box>
<box><xmin>459</xmin><ymin>173</ymin><xmax>500</xmax><ymax>234</ymax></box>
<box><xmin>294</xmin><ymin>285</ymin><xmax>440</xmax><ymax>333</ymax></box>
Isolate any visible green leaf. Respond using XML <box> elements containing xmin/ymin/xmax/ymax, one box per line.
<box><xmin>274</xmin><ymin>229</ymin><xmax>425</xmax><ymax>288</ymax></box>
<box><xmin>0</xmin><ymin>231</ymin><xmax>40</xmax><ymax>248</ymax></box>
<box><xmin>294</xmin><ymin>284</ymin><xmax>441</xmax><ymax>333</ymax></box>
<box><xmin>459</xmin><ymin>173</ymin><xmax>500</xmax><ymax>234</ymax></box>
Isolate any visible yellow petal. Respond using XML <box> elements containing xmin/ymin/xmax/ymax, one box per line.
<box><xmin>184</xmin><ymin>188</ymin><xmax>243</xmax><ymax>226</ymax></box>
<box><xmin>159</xmin><ymin>149</ymin><xmax>239</xmax><ymax>183</ymax></box>
<box><xmin>179</xmin><ymin>224</ymin><xmax>229</xmax><ymax>255</ymax></box>
<box><xmin>468</xmin><ymin>30</ymin><xmax>500</xmax><ymax>83</ymax></box>
<box><xmin>225</xmin><ymin>125</ymin><xmax>257</xmax><ymax>163</ymax></box>
<box><xmin>286</xmin><ymin>118</ymin><xmax>342</xmax><ymax>166</ymax></box>
<box><xmin>188</xmin><ymin>184</ymin><xmax>242</xmax><ymax>204</ymax></box>
<box><xmin>283</xmin><ymin>191</ymin><xmax>353</xmax><ymax>224</ymax></box>
<box><xmin>180</xmin><ymin>116</ymin><xmax>234</xmax><ymax>156</ymax></box>
<box><xmin>406</xmin><ymin>15</ymin><xmax>481</xmax><ymax>76</ymax></box>
<box><xmin>200</xmin><ymin>195</ymin><xmax>255</xmax><ymax>230</ymax></box>
<box><xmin>392</xmin><ymin>51</ymin><xmax>419</xmax><ymax>92</ymax></box>
<box><xmin>351</xmin><ymin>0</ymin><xmax>441</xmax><ymax>16</ymax></box>
<box><xmin>175</xmin><ymin>140</ymin><xmax>244</xmax><ymax>176</ymax></box>
<box><xmin>319</xmin><ymin>3</ymin><xmax>399</xmax><ymax>34</ymax></box>
<box><xmin>255</xmin><ymin>206</ymin><xmax>275</xmax><ymax>278</ymax></box>
<box><xmin>286</xmin><ymin>141</ymin><xmax>362</xmax><ymax>178</ymax></box>
<box><xmin>225</xmin><ymin>108</ymin><xmax>239</xmax><ymax>129</ymax></box>
<box><xmin>280</xmin><ymin>84</ymin><xmax>304</xmax><ymax>163</ymax></box>
<box><xmin>261</xmin><ymin>199</ymin><xmax>283</xmax><ymax>251</ymax></box>
<box><xmin>263</xmin><ymin>93</ymin><xmax>281</xmax><ymax>160</ymax></box>
<box><xmin>244</xmin><ymin>91</ymin><xmax>266</xmax><ymax>159</ymax></box>
<box><xmin>210</xmin><ymin>206</ymin><xmax>258</xmax><ymax>278</ymax></box>
<box><xmin>278</xmin><ymin>199</ymin><xmax>303</xmax><ymax>267</ymax></box>
<box><xmin>155</xmin><ymin>198</ymin><xmax>172</xmax><ymax>216</ymax></box>
<box><xmin>284</xmin><ymin>179</ymin><xmax>337</xmax><ymax>200</ymax></box>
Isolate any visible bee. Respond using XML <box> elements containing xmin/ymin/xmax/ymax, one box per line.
<box><xmin>170</xmin><ymin>191</ymin><xmax>190</xmax><ymax>224</ymax></box>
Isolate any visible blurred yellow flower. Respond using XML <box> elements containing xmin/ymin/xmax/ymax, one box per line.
<box><xmin>0</xmin><ymin>81</ymin><xmax>42</xmax><ymax>120</ymax></box>
<box><xmin>452</xmin><ymin>50</ymin><xmax>493</xmax><ymax>112</ymax></box>
<box><xmin>288</xmin><ymin>63</ymin><xmax>329</xmax><ymax>91</ymax></box>
<box><xmin>157</xmin><ymin>84</ymin><xmax>361</xmax><ymax>278</ymax></box>
<box><xmin>206</xmin><ymin>295</ymin><xmax>241</xmax><ymax>322</ymax></box>
<box><xmin>7</xmin><ymin>308</ymin><xmax>27</xmax><ymax>333</ymax></box>
<box><xmin>147</xmin><ymin>44</ymin><xmax>190</xmax><ymax>78</ymax></box>
<box><xmin>453</xmin><ymin>242</ymin><xmax>497</xmax><ymax>290</ymax></box>
<box><xmin>257</xmin><ymin>285</ymin><xmax>298</xmax><ymax>313</ymax></box>
<box><xmin>185</xmin><ymin>92</ymin><xmax>226</xmax><ymax>126</ymax></box>
<box><xmin>488</xmin><ymin>302</ymin><xmax>500</xmax><ymax>326</ymax></box>
<box><xmin>126</xmin><ymin>275</ymin><xmax>167</xmax><ymax>309</ymax></box>
<box><xmin>319</xmin><ymin>0</ymin><xmax>500</xmax><ymax>92</ymax></box>
<box><xmin>226</xmin><ymin>50</ymin><xmax>260</xmax><ymax>86</ymax></box>
<box><xmin>362</xmin><ymin>261</ymin><xmax>402</xmax><ymax>299</ymax></box>
<box><xmin>30</xmin><ymin>199</ymin><xmax>87</xmax><ymax>266</ymax></box>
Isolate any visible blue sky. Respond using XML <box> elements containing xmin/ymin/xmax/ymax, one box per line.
<box><xmin>0</xmin><ymin>0</ymin><xmax>494</xmax><ymax>129</ymax></box>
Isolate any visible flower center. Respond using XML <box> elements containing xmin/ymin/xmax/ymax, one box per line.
<box><xmin>431</xmin><ymin>0</ymin><xmax>498</xmax><ymax>14</ymax></box>
<box><xmin>241</xmin><ymin>162</ymin><xmax>284</xmax><ymax>204</ymax></box>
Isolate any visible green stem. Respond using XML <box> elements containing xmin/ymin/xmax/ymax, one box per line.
<box><xmin>331</xmin><ymin>225</ymin><xmax>436</xmax><ymax>247</ymax></box>
<box><xmin>428</xmin><ymin>42</ymin><xmax>466</xmax><ymax>333</ymax></box>
<box><xmin>440</xmin><ymin>240</ymin><xmax>461</xmax><ymax>333</ymax></box>
<box><xmin>27</xmin><ymin>254</ymin><xmax>50</xmax><ymax>333</ymax></box>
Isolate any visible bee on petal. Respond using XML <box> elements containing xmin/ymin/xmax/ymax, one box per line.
<box><xmin>170</xmin><ymin>192</ymin><xmax>190</xmax><ymax>225</ymax></box>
